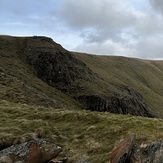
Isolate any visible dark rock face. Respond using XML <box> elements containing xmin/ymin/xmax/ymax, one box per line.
<box><xmin>111</xmin><ymin>135</ymin><xmax>163</xmax><ymax>163</ymax></box>
<box><xmin>140</xmin><ymin>141</ymin><xmax>163</xmax><ymax>163</ymax></box>
<box><xmin>124</xmin><ymin>86</ymin><xmax>144</xmax><ymax>101</ymax></box>
<box><xmin>21</xmin><ymin>37</ymin><xmax>94</xmax><ymax>92</ymax></box>
<box><xmin>0</xmin><ymin>139</ymin><xmax>62</xmax><ymax>163</ymax></box>
<box><xmin>77</xmin><ymin>95</ymin><xmax>157</xmax><ymax>118</ymax></box>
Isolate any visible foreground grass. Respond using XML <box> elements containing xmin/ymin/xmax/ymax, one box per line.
<box><xmin>0</xmin><ymin>100</ymin><xmax>163</xmax><ymax>162</ymax></box>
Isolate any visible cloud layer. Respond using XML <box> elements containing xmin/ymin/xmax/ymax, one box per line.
<box><xmin>0</xmin><ymin>0</ymin><xmax>163</xmax><ymax>59</ymax></box>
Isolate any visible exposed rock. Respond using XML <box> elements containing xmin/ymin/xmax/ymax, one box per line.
<box><xmin>111</xmin><ymin>135</ymin><xmax>136</xmax><ymax>163</ymax></box>
<box><xmin>77</xmin><ymin>95</ymin><xmax>157</xmax><ymax>118</ymax></box>
<box><xmin>140</xmin><ymin>141</ymin><xmax>163</xmax><ymax>162</ymax></box>
<box><xmin>0</xmin><ymin>130</ymin><xmax>45</xmax><ymax>151</ymax></box>
<box><xmin>21</xmin><ymin>37</ymin><xmax>95</xmax><ymax>92</ymax></box>
<box><xmin>124</xmin><ymin>86</ymin><xmax>144</xmax><ymax>101</ymax></box>
<box><xmin>111</xmin><ymin>135</ymin><xmax>163</xmax><ymax>163</ymax></box>
<box><xmin>0</xmin><ymin>139</ymin><xmax>62</xmax><ymax>163</ymax></box>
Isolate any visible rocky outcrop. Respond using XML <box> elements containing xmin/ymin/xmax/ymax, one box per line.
<box><xmin>124</xmin><ymin>86</ymin><xmax>144</xmax><ymax>101</ymax></box>
<box><xmin>77</xmin><ymin>95</ymin><xmax>157</xmax><ymax>118</ymax></box>
<box><xmin>111</xmin><ymin>135</ymin><xmax>136</xmax><ymax>163</ymax></box>
<box><xmin>111</xmin><ymin>135</ymin><xmax>163</xmax><ymax>163</ymax></box>
<box><xmin>20</xmin><ymin>36</ymin><xmax>95</xmax><ymax>92</ymax></box>
<box><xmin>0</xmin><ymin>35</ymin><xmax>96</xmax><ymax>93</ymax></box>
<box><xmin>140</xmin><ymin>141</ymin><xmax>163</xmax><ymax>162</ymax></box>
<box><xmin>0</xmin><ymin>139</ymin><xmax>64</xmax><ymax>163</ymax></box>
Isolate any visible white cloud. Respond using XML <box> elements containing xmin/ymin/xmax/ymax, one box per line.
<box><xmin>55</xmin><ymin>0</ymin><xmax>163</xmax><ymax>59</ymax></box>
<box><xmin>74</xmin><ymin>40</ymin><xmax>137</xmax><ymax>57</ymax></box>
<box><xmin>150</xmin><ymin>0</ymin><xmax>163</xmax><ymax>12</ymax></box>
<box><xmin>0</xmin><ymin>0</ymin><xmax>163</xmax><ymax>59</ymax></box>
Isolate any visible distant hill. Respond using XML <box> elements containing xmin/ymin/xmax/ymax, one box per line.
<box><xmin>0</xmin><ymin>35</ymin><xmax>162</xmax><ymax>117</ymax></box>
<box><xmin>74</xmin><ymin>53</ymin><xmax>163</xmax><ymax>116</ymax></box>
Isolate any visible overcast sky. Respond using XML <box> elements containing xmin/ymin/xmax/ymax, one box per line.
<box><xmin>1</xmin><ymin>0</ymin><xmax>163</xmax><ymax>59</ymax></box>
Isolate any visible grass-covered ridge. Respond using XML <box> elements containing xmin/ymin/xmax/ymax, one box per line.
<box><xmin>1</xmin><ymin>100</ymin><xmax>163</xmax><ymax>162</ymax></box>
<box><xmin>74</xmin><ymin>53</ymin><xmax>163</xmax><ymax>116</ymax></box>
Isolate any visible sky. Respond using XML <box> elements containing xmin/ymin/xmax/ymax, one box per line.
<box><xmin>1</xmin><ymin>0</ymin><xmax>163</xmax><ymax>59</ymax></box>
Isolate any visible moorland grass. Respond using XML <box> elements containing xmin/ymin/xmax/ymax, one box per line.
<box><xmin>1</xmin><ymin>100</ymin><xmax>163</xmax><ymax>162</ymax></box>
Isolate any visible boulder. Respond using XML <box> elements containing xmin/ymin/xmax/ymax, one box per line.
<box><xmin>111</xmin><ymin>135</ymin><xmax>163</xmax><ymax>163</ymax></box>
<box><xmin>0</xmin><ymin>139</ymin><xmax>62</xmax><ymax>163</ymax></box>
<box><xmin>111</xmin><ymin>135</ymin><xmax>136</xmax><ymax>163</ymax></box>
<box><xmin>140</xmin><ymin>141</ymin><xmax>163</xmax><ymax>162</ymax></box>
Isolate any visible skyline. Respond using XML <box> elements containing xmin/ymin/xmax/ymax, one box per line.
<box><xmin>1</xmin><ymin>0</ymin><xmax>163</xmax><ymax>59</ymax></box>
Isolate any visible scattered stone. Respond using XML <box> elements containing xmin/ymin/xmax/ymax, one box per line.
<box><xmin>140</xmin><ymin>141</ymin><xmax>163</xmax><ymax>162</ymax></box>
<box><xmin>0</xmin><ymin>130</ymin><xmax>46</xmax><ymax>151</ymax></box>
<box><xmin>0</xmin><ymin>139</ymin><xmax>62</xmax><ymax>163</ymax></box>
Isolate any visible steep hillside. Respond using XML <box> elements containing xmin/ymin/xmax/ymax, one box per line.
<box><xmin>74</xmin><ymin>53</ymin><xmax>163</xmax><ymax>116</ymax></box>
<box><xmin>0</xmin><ymin>35</ymin><xmax>161</xmax><ymax>117</ymax></box>
<box><xmin>0</xmin><ymin>36</ymin><xmax>80</xmax><ymax>108</ymax></box>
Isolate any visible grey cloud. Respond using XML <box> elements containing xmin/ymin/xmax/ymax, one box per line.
<box><xmin>57</xmin><ymin>0</ymin><xmax>136</xmax><ymax>43</ymax></box>
<box><xmin>135</xmin><ymin>36</ymin><xmax>163</xmax><ymax>59</ymax></box>
<box><xmin>57</xmin><ymin>0</ymin><xmax>163</xmax><ymax>59</ymax></box>
<box><xmin>74</xmin><ymin>40</ymin><xmax>136</xmax><ymax>57</ymax></box>
<box><xmin>1</xmin><ymin>0</ymin><xmax>163</xmax><ymax>59</ymax></box>
<box><xmin>150</xmin><ymin>0</ymin><xmax>163</xmax><ymax>11</ymax></box>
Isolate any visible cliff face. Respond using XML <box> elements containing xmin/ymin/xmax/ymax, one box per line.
<box><xmin>77</xmin><ymin>95</ymin><xmax>157</xmax><ymax>118</ymax></box>
<box><xmin>20</xmin><ymin>36</ymin><xmax>95</xmax><ymax>92</ymax></box>
<box><xmin>0</xmin><ymin>35</ymin><xmax>160</xmax><ymax>118</ymax></box>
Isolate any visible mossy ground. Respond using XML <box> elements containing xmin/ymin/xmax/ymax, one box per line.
<box><xmin>1</xmin><ymin>100</ymin><xmax>163</xmax><ymax>162</ymax></box>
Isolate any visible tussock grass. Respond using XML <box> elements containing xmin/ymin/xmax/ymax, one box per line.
<box><xmin>1</xmin><ymin>100</ymin><xmax>163</xmax><ymax>162</ymax></box>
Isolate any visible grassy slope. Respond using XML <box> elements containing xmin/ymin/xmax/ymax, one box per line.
<box><xmin>0</xmin><ymin>35</ymin><xmax>107</xmax><ymax>107</ymax></box>
<box><xmin>0</xmin><ymin>56</ymin><xmax>80</xmax><ymax>108</ymax></box>
<box><xmin>74</xmin><ymin>53</ymin><xmax>163</xmax><ymax>116</ymax></box>
<box><xmin>0</xmin><ymin>36</ymin><xmax>81</xmax><ymax>108</ymax></box>
<box><xmin>1</xmin><ymin>100</ymin><xmax>163</xmax><ymax>162</ymax></box>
